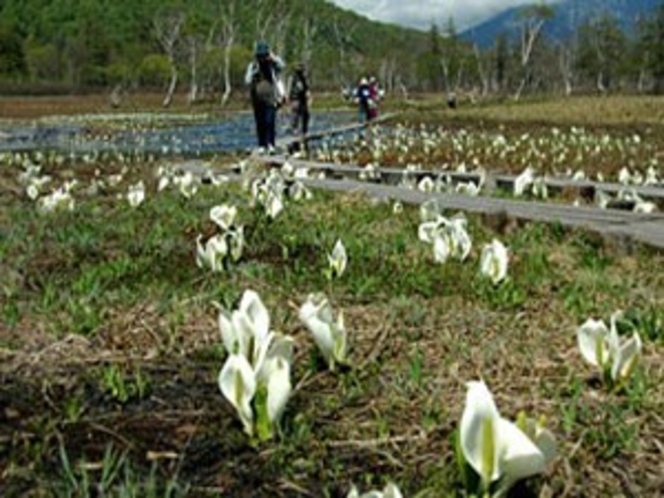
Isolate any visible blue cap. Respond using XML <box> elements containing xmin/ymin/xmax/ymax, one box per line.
<box><xmin>255</xmin><ymin>41</ymin><xmax>270</xmax><ymax>56</ymax></box>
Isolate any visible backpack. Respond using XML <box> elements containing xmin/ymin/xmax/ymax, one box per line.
<box><xmin>289</xmin><ymin>74</ymin><xmax>306</xmax><ymax>101</ymax></box>
<box><xmin>251</xmin><ymin>63</ymin><xmax>284</xmax><ymax>106</ymax></box>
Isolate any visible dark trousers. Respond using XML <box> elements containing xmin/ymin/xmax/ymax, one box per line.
<box><xmin>291</xmin><ymin>100</ymin><xmax>310</xmax><ymax>136</ymax></box>
<box><xmin>358</xmin><ymin>101</ymin><xmax>371</xmax><ymax>123</ymax></box>
<box><xmin>253</xmin><ymin>102</ymin><xmax>277</xmax><ymax>148</ymax></box>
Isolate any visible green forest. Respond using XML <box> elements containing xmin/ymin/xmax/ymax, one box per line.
<box><xmin>1</xmin><ymin>0</ymin><xmax>664</xmax><ymax>100</ymax></box>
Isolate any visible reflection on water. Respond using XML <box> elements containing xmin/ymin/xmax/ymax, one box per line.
<box><xmin>0</xmin><ymin>111</ymin><xmax>354</xmax><ymax>156</ymax></box>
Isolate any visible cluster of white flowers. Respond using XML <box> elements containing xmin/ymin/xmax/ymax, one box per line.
<box><xmin>217</xmin><ymin>290</ymin><xmax>295</xmax><ymax>439</ymax></box>
<box><xmin>38</xmin><ymin>180</ymin><xmax>77</xmax><ymax>213</ymax></box>
<box><xmin>577</xmin><ymin>311</ymin><xmax>642</xmax><ymax>385</ymax></box>
<box><xmin>248</xmin><ymin>165</ymin><xmax>313</xmax><ymax>220</ymax></box>
<box><xmin>417</xmin><ymin>200</ymin><xmax>508</xmax><ymax>284</ymax></box>
<box><xmin>196</xmin><ymin>204</ymin><xmax>245</xmax><ymax>272</ymax></box>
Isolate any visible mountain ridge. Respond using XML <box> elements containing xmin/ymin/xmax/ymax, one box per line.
<box><xmin>460</xmin><ymin>0</ymin><xmax>661</xmax><ymax>48</ymax></box>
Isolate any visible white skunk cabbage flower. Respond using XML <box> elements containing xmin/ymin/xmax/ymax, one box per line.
<box><xmin>328</xmin><ymin>239</ymin><xmax>348</xmax><ymax>278</ymax></box>
<box><xmin>288</xmin><ymin>181</ymin><xmax>312</xmax><ymax>201</ymax></box>
<box><xmin>38</xmin><ymin>186</ymin><xmax>75</xmax><ymax>213</ymax></box>
<box><xmin>645</xmin><ymin>166</ymin><xmax>659</xmax><ymax>185</ymax></box>
<box><xmin>210</xmin><ymin>204</ymin><xmax>237</xmax><ymax>230</ymax></box>
<box><xmin>595</xmin><ymin>190</ymin><xmax>612</xmax><ymax>209</ymax></box>
<box><xmin>347</xmin><ymin>482</ymin><xmax>403</xmax><ymax>498</ymax></box>
<box><xmin>281</xmin><ymin>161</ymin><xmax>295</xmax><ymax>177</ymax></box>
<box><xmin>577</xmin><ymin>311</ymin><xmax>642</xmax><ymax>382</ymax></box>
<box><xmin>157</xmin><ymin>174</ymin><xmax>171</xmax><ymax>192</ymax></box>
<box><xmin>264</xmin><ymin>355</ymin><xmax>292</xmax><ymax>425</ymax></box>
<box><xmin>417</xmin><ymin>176</ymin><xmax>435</xmax><ymax>192</ymax></box>
<box><xmin>26</xmin><ymin>183</ymin><xmax>40</xmax><ymax>200</ymax></box>
<box><xmin>571</xmin><ymin>170</ymin><xmax>586</xmax><ymax>181</ymax></box>
<box><xmin>196</xmin><ymin>234</ymin><xmax>228</xmax><ymax>272</ymax></box>
<box><xmin>418</xmin><ymin>219</ymin><xmax>441</xmax><ymax>244</ymax></box>
<box><xmin>218</xmin><ymin>290</ymin><xmax>273</xmax><ymax>371</ymax></box>
<box><xmin>456</xmin><ymin>181</ymin><xmax>481</xmax><ymax>196</ymax></box>
<box><xmin>218</xmin><ymin>293</ymin><xmax>294</xmax><ymax>440</ymax></box>
<box><xmin>531</xmin><ymin>177</ymin><xmax>548</xmax><ymax>199</ymax></box>
<box><xmin>633</xmin><ymin>199</ymin><xmax>657</xmax><ymax>213</ymax></box>
<box><xmin>419</xmin><ymin>199</ymin><xmax>442</xmax><ymax>222</ymax></box>
<box><xmin>127</xmin><ymin>180</ymin><xmax>145</xmax><ymax>208</ymax></box>
<box><xmin>460</xmin><ymin>381</ymin><xmax>547</xmax><ymax>494</ymax></box>
<box><xmin>176</xmin><ymin>172</ymin><xmax>198</xmax><ymax>198</ymax></box>
<box><xmin>258</xmin><ymin>333</ymin><xmax>295</xmax><ymax>380</ymax></box>
<box><xmin>433</xmin><ymin>232</ymin><xmax>453</xmax><ymax>263</ymax></box>
<box><xmin>420</xmin><ymin>215</ymin><xmax>471</xmax><ymax>262</ymax></box>
<box><xmin>480</xmin><ymin>239</ymin><xmax>508</xmax><ymax>285</ymax></box>
<box><xmin>227</xmin><ymin>226</ymin><xmax>245</xmax><ymax>262</ymax></box>
<box><xmin>219</xmin><ymin>353</ymin><xmax>257</xmax><ymax>436</ymax></box>
<box><xmin>516</xmin><ymin>413</ymin><xmax>558</xmax><ymax>471</ymax></box>
<box><xmin>513</xmin><ymin>167</ymin><xmax>534</xmax><ymax>196</ymax></box>
<box><xmin>294</xmin><ymin>167</ymin><xmax>310</xmax><ymax>179</ymax></box>
<box><xmin>299</xmin><ymin>293</ymin><xmax>347</xmax><ymax>370</ymax></box>
<box><xmin>618</xmin><ymin>167</ymin><xmax>632</xmax><ymax>185</ymax></box>
<box><xmin>264</xmin><ymin>189</ymin><xmax>284</xmax><ymax>219</ymax></box>
<box><xmin>448</xmin><ymin>215</ymin><xmax>472</xmax><ymax>261</ymax></box>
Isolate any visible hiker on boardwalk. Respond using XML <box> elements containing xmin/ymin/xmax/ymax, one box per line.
<box><xmin>354</xmin><ymin>77</ymin><xmax>373</xmax><ymax>123</ymax></box>
<box><xmin>287</xmin><ymin>62</ymin><xmax>312</xmax><ymax>151</ymax></box>
<box><xmin>245</xmin><ymin>41</ymin><xmax>285</xmax><ymax>153</ymax></box>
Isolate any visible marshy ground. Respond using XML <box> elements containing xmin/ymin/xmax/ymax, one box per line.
<box><xmin>1</xmin><ymin>94</ymin><xmax>663</xmax><ymax>497</ymax></box>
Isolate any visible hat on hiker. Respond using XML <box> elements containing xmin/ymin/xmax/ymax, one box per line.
<box><xmin>255</xmin><ymin>41</ymin><xmax>270</xmax><ymax>57</ymax></box>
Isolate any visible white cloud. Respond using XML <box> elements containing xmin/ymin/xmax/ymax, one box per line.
<box><xmin>329</xmin><ymin>0</ymin><xmax>539</xmax><ymax>30</ymax></box>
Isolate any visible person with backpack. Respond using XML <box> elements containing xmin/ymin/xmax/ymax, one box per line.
<box><xmin>353</xmin><ymin>77</ymin><xmax>373</xmax><ymax>123</ymax></box>
<box><xmin>287</xmin><ymin>62</ymin><xmax>311</xmax><ymax>153</ymax></box>
<box><xmin>245</xmin><ymin>41</ymin><xmax>285</xmax><ymax>153</ymax></box>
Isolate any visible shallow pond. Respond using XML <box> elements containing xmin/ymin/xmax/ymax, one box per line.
<box><xmin>0</xmin><ymin>110</ymin><xmax>356</xmax><ymax>157</ymax></box>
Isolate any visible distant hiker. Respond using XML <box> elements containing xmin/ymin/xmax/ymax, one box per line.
<box><xmin>245</xmin><ymin>41</ymin><xmax>285</xmax><ymax>153</ymax></box>
<box><xmin>447</xmin><ymin>91</ymin><xmax>457</xmax><ymax>109</ymax></box>
<box><xmin>354</xmin><ymin>77</ymin><xmax>373</xmax><ymax>123</ymax></box>
<box><xmin>287</xmin><ymin>62</ymin><xmax>312</xmax><ymax>142</ymax></box>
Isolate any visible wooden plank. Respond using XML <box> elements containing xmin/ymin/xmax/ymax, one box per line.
<box><xmin>299</xmin><ymin>177</ymin><xmax>664</xmax><ymax>250</ymax></box>
<box><xmin>270</xmin><ymin>112</ymin><xmax>399</xmax><ymax>152</ymax></box>
<box><xmin>256</xmin><ymin>155</ymin><xmax>664</xmax><ymax>202</ymax></box>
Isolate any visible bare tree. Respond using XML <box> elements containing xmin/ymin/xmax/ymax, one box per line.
<box><xmin>271</xmin><ymin>2</ymin><xmax>292</xmax><ymax>56</ymax></box>
<box><xmin>576</xmin><ymin>14</ymin><xmax>628</xmax><ymax>94</ymax></box>
<box><xmin>439</xmin><ymin>18</ymin><xmax>466</xmax><ymax>96</ymax></box>
<box><xmin>473</xmin><ymin>43</ymin><xmax>491</xmax><ymax>97</ymax></box>
<box><xmin>379</xmin><ymin>57</ymin><xmax>397</xmax><ymax>93</ymax></box>
<box><xmin>299</xmin><ymin>16</ymin><xmax>318</xmax><ymax>67</ymax></box>
<box><xmin>185</xmin><ymin>34</ymin><xmax>202</xmax><ymax>105</ymax></box>
<box><xmin>153</xmin><ymin>8</ymin><xmax>186</xmax><ymax>107</ymax></box>
<box><xmin>514</xmin><ymin>3</ymin><xmax>553</xmax><ymax>100</ymax></box>
<box><xmin>254</xmin><ymin>0</ymin><xmax>273</xmax><ymax>42</ymax></box>
<box><xmin>218</xmin><ymin>1</ymin><xmax>238</xmax><ymax>106</ymax></box>
<box><xmin>332</xmin><ymin>16</ymin><xmax>358</xmax><ymax>87</ymax></box>
<box><xmin>250</xmin><ymin>0</ymin><xmax>291</xmax><ymax>55</ymax></box>
<box><xmin>557</xmin><ymin>41</ymin><xmax>575</xmax><ymax>96</ymax></box>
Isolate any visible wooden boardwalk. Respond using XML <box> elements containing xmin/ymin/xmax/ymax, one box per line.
<box><xmin>272</xmin><ymin>112</ymin><xmax>398</xmax><ymax>153</ymax></box>
<box><xmin>257</xmin><ymin>155</ymin><xmax>664</xmax><ymax>202</ymax></box>
<box><xmin>298</xmin><ymin>177</ymin><xmax>664</xmax><ymax>249</ymax></box>
<box><xmin>175</xmin><ymin>157</ymin><xmax>664</xmax><ymax>251</ymax></box>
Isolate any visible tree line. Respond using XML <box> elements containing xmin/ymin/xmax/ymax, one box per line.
<box><xmin>1</xmin><ymin>0</ymin><xmax>663</xmax><ymax>104</ymax></box>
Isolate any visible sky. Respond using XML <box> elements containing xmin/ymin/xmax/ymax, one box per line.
<box><xmin>328</xmin><ymin>0</ymin><xmax>540</xmax><ymax>31</ymax></box>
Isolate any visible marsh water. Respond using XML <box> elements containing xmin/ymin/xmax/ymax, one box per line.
<box><xmin>0</xmin><ymin>110</ymin><xmax>355</xmax><ymax>157</ymax></box>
